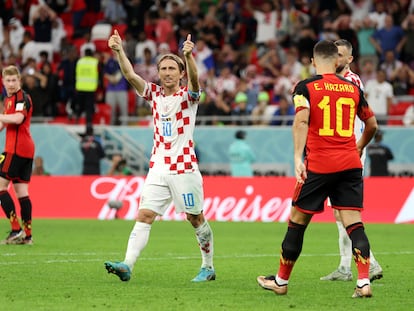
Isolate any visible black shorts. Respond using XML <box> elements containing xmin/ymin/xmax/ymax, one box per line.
<box><xmin>0</xmin><ymin>152</ymin><xmax>33</xmax><ymax>183</ymax></box>
<box><xmin>292</xmin><ymin>168</ymin><xmax>363</xmax><ymax>214</ymax></box>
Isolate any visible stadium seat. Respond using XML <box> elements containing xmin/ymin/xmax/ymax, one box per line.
<box><xmin>128</xmin><ymin>90</ymin><xmax>137</xmax><ymax>115</ymax></box>
<box><xmin>388</xmin><ymin>101</ymin><xmax>412</xmax><ymax>125</ymax></box>
<box><xmin>93</xmin><ymin>39</ymin><xmax>111</xmax><ymax>53</ymax></box>
<box><xmin>93</xmin><ymin>103</ymin><xmax>112</xmax><ymax>125</ymax></box>
<box><xmin>60</xmin><ymin>12</ymin><xmax>73</xmax><ymax>25</ymax></box>
<box><xmin>112</xmin><ymin>24</ymin><xmax>127</xmax><ymax>36</ymax></box>
<box><xmin>91</xmin><ymin>23</ymin><xmax>112</xmax><ymax>41</ymax></box>
<box><xmin>64</xmin><ymin>24</ymin><xmax>74</xmax><ymax>42</ymax></box>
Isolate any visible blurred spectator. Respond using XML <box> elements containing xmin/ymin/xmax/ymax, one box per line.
<box><xmin>380</xmin><ymin>50</ymin><xmax>403</xmax><ymax>81</ymax></box>
<box><xmin>245</xmin><ymin>0</ymin><xmax>278</xmax><ymax>47</ymax></box>
<box><xmin>401</xmin><ymin>11</ymin><xmax>414</xmax><ymax>68</ymax></box>
<box><xmin>367</xmin><ymin>129</ymin><xmax>394</xmax><ymax>176</ymax></box>
<box><xmin>21</xmin><ymin>60</ymin><xmax>47</xmax><ymax>117</ymax></box>
<box><xmin>51</xmin><ymin>16</ymin><xmax>67</xmax><ymax>53</ymax></box>
<box><xmin>32</xmin><ymin>3</ymin><xmax>57</xmax><ymax>43</ymax></box>
<box><xmin>199</xmin><ymin>13</ymin><xmax>223</xmax><ymax>52</ymax></box>
<box><xmin>32</xmin><ymin>156</ymin><xmax>50</xmax><ymax>176</ymax></box>
<box><xmin>370</xmin><ymin>14</ymin><xmax>405</xmax><ymax>62</ymax></box>
<box><xmin>154</xmin><ymin>8</ymin><xmax>178</xmax><ymax>54</ymax></box>
<box><xmin>299</xmin><ymin>53</ymin><xmax>315</xmax><ymax>80</ymax></box>
<box><xmin>39</xmin><ymin>61</ymin><xmax>59</xmax><ymax>116</ymax></box>
<box><xmin>251</xmin><ymin>91</ymin><xmax>274</xmax><ymax>126</ymax></box>
<box><xmin>104</xmin><ymin>0</ymin><xmax>127</xmax><ymax>25</ymax></box>
<box><xmin>134</xmin><ymin>48</ymin><xmax>158</xmax><ymax>83</ymax></box>
<box><xmin>124</xmin><ymin>0</ymin><xmax>151</xmax><ymax>35</ymax></box>
<box><xmin>66</xmin><ymin>0</ymin><xmax>87</xmax><ymax>37</ymax></box>
<box><xmin>194</xmin><ymin>38</ymin><xmax>215</xmax><ymax>82</ymax></box>
<box><xmin>81</xmin><ymin>126</ymin><xmax>105</xmax><ymax>175</ymax></box>
<box><xmin>228</xmin><ymin>130</ymin><xmax>255</xmax><ymax>177</ymax></box>
<box><xmin>270</xmin><ymin>96</ymin><xmax>295</xmax><ymax>126</ymax></box>
<box><xmin>258</xmin><ymin>47</ymin><xmax>281</xmax><ymax>80</ymax></box>
<box><xmin>196</xmin><ymin>90</ymin><xmax>231</xmax><ymax>126</ymax></box>
<box><xmin>231</xmin><ymin>91</ymin><xmax>251</xmax><ymax>126</ymax></box>
<box><xmin>354</xmin><ymin>16</ymin><xmax>378</xmax><ymax>68</ymax></box>
<box><xmin>21</xmin><ymin>30</ymin><xmax>37</xmax><ymax>64</ymax></box>
<box><xmin>318</xmin><ymin>18</ymin><xmax>340</xmax><ymax>41</ymax></box>
<box><xmin>7</xmin><ymin>18</ymin><xmax>25</xmax><ymax>57</ymax></box>
<box><xmin>390</xmin><ymin>64</ymin><xmax>414</xmax><ymax>96</ymax></box>
<box><xmin>359</xmin><ymin>58</ymin><xmax>377</xmax><ymax>85</ymax></box>
<box><xmin>273</xmin><ymin>64</ymin><xmax>295</xmax><ymax>104</ymax></box>
<box><xmin>57</xmin><ymin>46</ymin><xmax>78</xmax><ymax>117</ymax></box>
<box><xmin>122</xmin><ymin>30</ymin><xmax>138</xmax><ymax>62</ymax></box>
<box><xmin>218</xmin><ymin>0</ymin><xmax>243</xmax><ymax>49</ymax></box>
<box><xmin>108</xmin><ymin>154</ymin><xmax>132</xmax><ymax>176</ymax></box>
<box><xmin>79</xmin><ymin>31</ymin><xmax>96</xmax><ymax>57</ymax></box>
<box><xmin>342</xmin><ymin>0</ymin><xmax>373</xmax><ymax>28</ymax></box>
<box><xmin>368</xmin><ymin>0</ymin><xmax>386</xmax><ymax>30</ymax></box>
<box><xmin>75</xmin><ymin>48</ymin><xmax>99</xmax><ymax>129</ymax></box>
<box><xmin>103</xmin><ymin>51</ymin><xmax>129</xmax><ymax>125</ymax></box>
<box><xmin>134</xmin><ymin>31</ymin><xmax>157</xmax><ymax>64</ymax></box>
<box><xmin>364</xmin><ymin>68</ymin><xmax>394</xmax><ymax>125</ymax></box>
<box><xmin>214</xmin><ymin>66</ymin><xmax>239</xmax><ymax>99</ymax></box>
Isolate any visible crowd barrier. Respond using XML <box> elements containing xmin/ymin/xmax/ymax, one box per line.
<box><xmin>11</xmin><ymin>176</ymin><xmax>414</xmax><ymax>224</ymax></box>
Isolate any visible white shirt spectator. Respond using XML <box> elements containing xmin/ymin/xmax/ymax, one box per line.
<box><xmin>365</xmin><ymin>73</ymin><xmax>394</xmax><ymax>116</ymax></box>
<box><xmin>8</xmin><ymin>18</ymin><xmax>25</xmax><ymax>55</ymax></box>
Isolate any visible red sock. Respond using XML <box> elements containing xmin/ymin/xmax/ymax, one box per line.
<box><xmin>10</xmin><ymin>211</ymin><xmax>22</xmax><ymax>231</ymax></box>
<box><xmin>354</xmin><ymin>248</ymin><xmax>370</xmax><ymax>279</ymax></box>
<box><xmin>277</xmin><ymin>254</ymin><xmax>296</xmax><ymax>280</ymax></box>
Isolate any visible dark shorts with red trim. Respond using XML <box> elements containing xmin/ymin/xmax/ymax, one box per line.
<box><xmin>0</xmin><ymin>152</ymin><xmax>33</xmax><ymax>183</ymax></box>
<box><xmin>292</xmin><ymin>168</ymin><xmax>363</xmax><ymax>214</ymax></box>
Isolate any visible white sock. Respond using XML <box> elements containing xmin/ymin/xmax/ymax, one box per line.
<box><xmin>357</xmin><ymin>278</ymin><xmax>370</xmax><ymax>287</ymax></box>
<box><xmin>369</xmin><ymin>250</ymin><xmax>378</xmax><ymax>266</ymax></box>
<box><xmin>123</xmin><ymin>221</ymin><xmax>151</xmax><ymax>270</ymax></box>
<box><xmin>195</xmin><ymin>221</ymin><xmax>214</xmax><ymax>269</ymax></box>
<box><xmin>276</xmin><ymin>275</ymin><xmax>288</xmax><ymax>286</ymax></box>
<box><xmin>337</xmin><ymin>221</ymin><xmax>352</xmax><ymax>271</ymax></box>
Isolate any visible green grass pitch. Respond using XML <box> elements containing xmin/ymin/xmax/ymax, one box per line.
<box><xmin>0</xmin><ymin>219</ymin><xmax>413</xmax><ymax>310</ymax></box>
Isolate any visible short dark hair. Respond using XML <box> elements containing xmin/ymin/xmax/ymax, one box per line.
<box><xmin>334</xmin><ymin>39</ymin><xmax>353</xmax><ymax>54</ymax></box>
<box><xmin>235</xmin><ymin>130</ymin><xmax>246</xmax><ymax>139</ymax></box>
<box><xmin>313</xmin><ymin>40</ymin><xmax>338</xmax><ymax>60</ymax></box>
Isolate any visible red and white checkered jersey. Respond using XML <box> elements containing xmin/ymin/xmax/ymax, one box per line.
<box><xmin>140</xmin><ymin>82</ymin><xmax>199</xmax><ymax>174</ymax></box>
<box><xmin>344</xmin><ymin>70</ymin><xmax>364</xmax><ymax>91</ymax></box>
<box><xmin>344</xmin><ymin>69</ymin><xmax>366</xmax><ymax>163</ymax></box>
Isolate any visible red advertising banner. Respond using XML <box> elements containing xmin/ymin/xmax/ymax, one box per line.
<box><xmin>15</xmin><ymin>176</ymin><xmax>414</xmax><ymax>223</ymax></box>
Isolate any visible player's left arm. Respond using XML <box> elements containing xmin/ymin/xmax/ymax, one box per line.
<box><xmin>292</xmin><ymin>108</ymin><xmax>309</xmax><ymax>183</ymax></box>
<box><xmin>183</xmin><ymin>34</ymin><xmax>200</xmax><ymax>97</ymax></box>
<box><xmin>0</xmin><ymin>112</ymin><xmax>24</xmax><ymax>125</ymax></box>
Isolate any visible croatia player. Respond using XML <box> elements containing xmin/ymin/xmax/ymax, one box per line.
<box><xmin>320</xmin><ymin>39</ymin><xmax>383</xmax><ymax>282</ymax></box>
<box><xmin>104</xmin><ymin>31</ymin><xmax>215</xmax><ymax>282</ymax></box>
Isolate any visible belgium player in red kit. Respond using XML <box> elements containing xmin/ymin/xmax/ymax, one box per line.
<box><xmin>0</xmin><ymin>65</ymin><xmax>35</xmax><ymax>245</ymax></box>
<box><xmin>257</xmin><ymin>41</ymin><xmax>378</xmax><ymax>298</ymax></box>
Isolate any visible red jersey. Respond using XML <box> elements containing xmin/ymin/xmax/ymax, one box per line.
<box><xmin>293</xmin><ymin>73</ymin><xmax>374</xmax><ymax>173</ymax></box>
<box><xmin>3</xmin><ymin>89</ymin><xmax>35</xmax><ymax>158</ymax></box>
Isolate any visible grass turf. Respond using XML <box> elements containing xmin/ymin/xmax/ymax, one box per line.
<box><xmin>0</xmin><ymin>219</ymin><xmax>413</xmax><ymax>311</ymax></box>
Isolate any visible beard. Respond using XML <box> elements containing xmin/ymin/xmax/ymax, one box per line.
<box><xmin>336</xmin><ymin>64</ymin><xmax>346</xmax><ymax>74</ymax></box>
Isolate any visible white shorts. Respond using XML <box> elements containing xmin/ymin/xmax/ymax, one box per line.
<box><xmin>139</xmin><ymin>170</ymin><xmax>204</xmax><ymax>216</ymax></box>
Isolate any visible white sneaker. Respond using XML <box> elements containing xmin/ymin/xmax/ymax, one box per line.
<box><xmin>369</xmin><ymin>262</ymin><xmax>383</xmax><ymax>282</ymax></box>
<box><xmin>320</xmin><ymin>267</ymin><xmax>352</xmax><ymax>281</ymax></box>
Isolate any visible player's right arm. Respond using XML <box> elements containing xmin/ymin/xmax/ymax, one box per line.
<box><xmin>356</xmin><ymin>90</ymin><xmax>378</xmax><ymax>156</ymax></box>
<box><xmin>108</xmin><ymin>30</ymin><xmax>146</xmax><ymax>95</ymax></box>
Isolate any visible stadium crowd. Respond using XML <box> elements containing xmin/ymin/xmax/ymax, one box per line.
<box><xmin>0</xmin><ymin>0</ymin><xmax>414</xmax><ymax>126</ymax></box>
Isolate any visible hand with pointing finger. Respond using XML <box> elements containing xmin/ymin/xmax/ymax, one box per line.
<box><xmin>182</xmin><ymin>34</ymin><xmax>194</xmax><ymax>57</ymax></box>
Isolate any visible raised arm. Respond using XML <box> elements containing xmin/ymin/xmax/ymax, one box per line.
<box><xmin>108</xmin><ymin>30</ymin><xmax>146</xmax><ymax>95</ymax></box>
<box><xmin>182</xmin><ymin>34</ymin><xmax>199</xmax><ymax>93</ymax></box>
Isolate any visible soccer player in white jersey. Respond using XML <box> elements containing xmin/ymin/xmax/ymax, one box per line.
<box><xmin>104</xmin><ymin>31</ymin><xmax>215</xmax><ymax>282</ymax></box>
<box><xmin>320</xmin><ymin>39</ymin><xmax>383</xmax><ymax>282</ymax></box>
